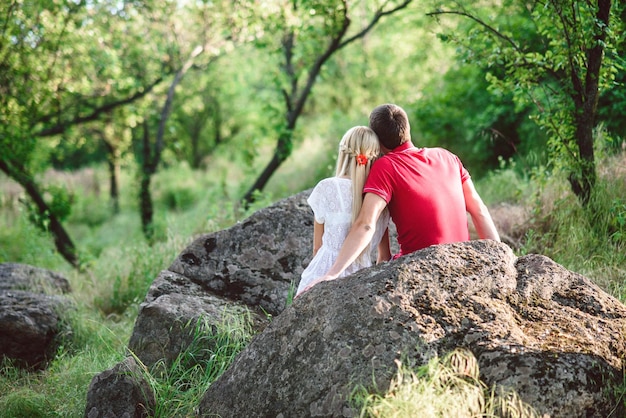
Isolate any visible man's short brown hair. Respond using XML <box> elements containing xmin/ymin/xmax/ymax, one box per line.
<box><xmin>368</xmin><ymin>104</ymin><xmax>411</xmax><ymax>150</ymax></box>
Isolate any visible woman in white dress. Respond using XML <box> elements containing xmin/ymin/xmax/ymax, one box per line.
<box><xmin>296</xmin><ymin>126</ymin><xmax>390</xmax><ymax>297</ymax></box>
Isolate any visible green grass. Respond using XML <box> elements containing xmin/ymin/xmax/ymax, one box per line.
<box><xmin>512</xmin><ymin>153</ymin><xmax>626</xmax><ymax>298</ymax></box>
<box><xmin>0</xmin><ymin>305</ymin><xmax>133</xmax><ymax>418</ymax></box>
<box><xmin>146</xmin><ymin>313</ymin><xmax>253</xmax><ymax>417</ymax></box>
<box><xmin>355</xmin><ymin>349</ymin><xmax>539</xmax><ymax>418</ymax></box>
<box><xmin>0</xmin><ymin>149</ymin><xmax>625</xmax><ymax>416</ymax></box>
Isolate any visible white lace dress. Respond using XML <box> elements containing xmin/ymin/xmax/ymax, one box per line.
<box><xmin>297</xmin><ymin>177</ymin><xmax>389</xmax><ymax>296</ymax></box>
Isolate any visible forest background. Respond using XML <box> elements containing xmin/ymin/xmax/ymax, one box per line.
<box><xmin>1</xmin><ymin>0</ymin><xmax>625</xmax><ymax>417</ymax></box>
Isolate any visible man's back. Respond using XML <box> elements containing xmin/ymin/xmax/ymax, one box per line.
<box><xmin>364</xmin><ymin>144</ymin><xmax>470</xmax><ymax>255</ymax></box>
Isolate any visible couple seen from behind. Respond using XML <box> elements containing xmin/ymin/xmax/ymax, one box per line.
<box><xmin>296</xmin><ymin>103</ymin><xmax>501</xmax><ymax>298</ymax></box>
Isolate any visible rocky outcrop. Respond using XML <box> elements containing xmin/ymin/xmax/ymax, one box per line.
<box><xmin>198</xmin><ymin>240</ymin><xmax>626</xmax><ymax>418</ymax></box>
<box><xmin>0</xmin><ymin>262</ymin><xmax>71</xmax><ymax>293</ymax></box>
<box><xmin>84</xmin><ymin>191</ymin><xmax>626</xmax><ymax>418</ymax></box>
<box><xmin>0</xmin><ymin>262</ymin><xmax>72</xmax><ymax>369</ymax></box>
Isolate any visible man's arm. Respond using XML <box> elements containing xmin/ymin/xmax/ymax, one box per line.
<box><xmin>463</xmin><ymin>179</ymin><xmax>500</xmax><ymax>241</ymax></box>
<box><xmin>302</xmin><ymin>193</ymin><xmax>387</xmax><ymax>292</ymax></box>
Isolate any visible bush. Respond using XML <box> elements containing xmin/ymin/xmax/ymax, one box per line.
<box><xmin>161</xmin><ymin>186</ymin><xmax>197</xmax><ymax>211</ymax></box>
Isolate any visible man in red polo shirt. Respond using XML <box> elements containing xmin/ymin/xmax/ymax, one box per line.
<box><xmin>303</xmin><ymin>103</ymin><xmax>500</xmax><ymax>292</ymax></box>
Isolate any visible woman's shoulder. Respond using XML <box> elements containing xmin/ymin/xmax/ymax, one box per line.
<box><xmin>314</xmin><ymin>177</ymin><xmax>350</xmax><ymax>188</ymax></box>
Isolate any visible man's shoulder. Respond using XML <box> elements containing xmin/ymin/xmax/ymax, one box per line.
<box><xmin>420</xmin><ymin>146</ymin><xmax>454</xmax><ymax>155</ymax></box>
<box><xmin>420</xmin><ymin>147</ymin><xmax>462</xmax><ymax>162</ymax></box>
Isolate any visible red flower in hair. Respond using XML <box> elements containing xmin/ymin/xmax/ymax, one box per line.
<box><xmin>356</xmin><ymin>154</ymin><xmax>368</xmax><ymax>166</ymax></box>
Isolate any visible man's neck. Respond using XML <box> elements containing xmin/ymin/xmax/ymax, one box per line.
<box><xmin>382</xmin><ymin>141</ymin><xmax>413</xmax><ymax>155</ymax></box>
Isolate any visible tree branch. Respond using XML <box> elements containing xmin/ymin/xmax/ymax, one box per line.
<box><xmin>35</xmin><ymin>76</ymin><xmax>164</xmax><ymax>137</ymax></box>
<box><xmin>426</xmin><ymin>8</ymin><xmax>523</xmax><ymax>55</ymax></box>
<box><xmin>150</xmin><ymin>44</ymin><xmax>206</xmax><ymax>173</ymax></box>
<box><xmin>551</xmin><ymin>0</ymin><xmax>584</xmax><ymax>106</ymax></box>
<box><xmin>282</xmin><ymin>31</ymin><xmax>296</xmax><ymax>114</ymax></box>
<box><xmin>339</xmin><ymin>0</ymin><xmax>413</xmax><ymax>49</ymax></box>
<box><xmin>0</xmin><ymin>2</ymin><xmax>19</xmax><ymax>50</ymax></box>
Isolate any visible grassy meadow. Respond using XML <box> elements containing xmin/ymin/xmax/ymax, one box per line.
<box><xmin>0</xmin><ymin>144</ymin><xmax>625</xmax><ymax>417</ymax></box>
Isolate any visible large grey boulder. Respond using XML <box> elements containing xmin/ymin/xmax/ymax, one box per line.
<box><xmin>126</xmin><ymin>189</ymin><xmax>402</xmax><ymax>370</ymax></box>
<box><xmin>168</xmin><ymin>190</ymin><xmax>313</xmax><ymax>316</ymax></box>
<box><xmin>126</xmin><ymin>190</ymin><xmax>314</xmax><ymax>370</ymax></box>
<box><xmin>0</xmin><ymin>262</ymin><xmax>72</xmax><ymax>369</ymax></box>
<box><xmin>198</xmin><ymin>240</ymin><xmax>626</xmax><ymax>418</ymax></box>
<box><xmin>0</xmin><ymin>262</ymin><xmax>71</xmax><ymax>293</ymax></box>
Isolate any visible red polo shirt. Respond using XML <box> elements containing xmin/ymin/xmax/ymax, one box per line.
<box><xmin>363</xmin><ymin>143</ymin><xmax>470</xmax><ymax>256</ymax></box>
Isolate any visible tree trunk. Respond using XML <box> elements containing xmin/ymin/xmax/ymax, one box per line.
<box><xmin>139</xmin><ymin>174</ymin><xmax>154</xmax><ymax>241</ymax></box>
<box><xmin>242</xmin><ymin>130</ymin><xmax>293</xmax><ymax>206</ymax></box>
<box><xmin>108</xmin><ymin>157</ymin><xmax>120</xmax><ymax>214</ymax></box>
<box><xmin>139</xmin><ymin>120</ymin><xmax>155</xmax><ymax>241</ymax></box>
<box><xmin>569</xmin><ymin>110</ymin><xmax>597</xmax><ymax>206</ymax></box>
<box><xmin>568</xmin><ymin>0</ymin><xmax>610</xmax><ymax>205</ymax></box>
<box><xmin>190</xmin><ymin>131</ymin><xmax>201</xmax><ymax>169</ymax></box>
<box><xmin>0</xmin><ymin>159</ymin><xmax>79</xmax><ymax>268</ymax></box>
<box><xmin>103</xmin><ymin>140</ymin><xmax>121</xmax><ymax>214</ymax></box>
<box><xmin>137</xmin><ymin>46</ymin><xmax>204</xmax><ymax>240</ymax></box>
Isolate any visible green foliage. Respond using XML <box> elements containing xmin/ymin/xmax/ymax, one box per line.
<box><xmin>598</xmin><ymin>69</ymin><xmax>626</xmax><ymax>150</ymax></box>
<box><xmin>0</xmin><ymin>208</ymin><xmax>66</xmax><ymax>270</ymax></box>
<box><xmin>0</xmin><ymin>0</ymin><xmax>170</xmax><ymax>162</ymax></box>
<box><xmin>473</xmin><ymin>157</ymin><xmax>531</xmax><ymax>205</ymax></box>
<box><xmin>411</xmin><ymin>63</ymin><xmax>547</xmax><ymax>177</ymax></box>
<box><xmin>429</xmin><ymin>0</ymin><xmax>620</xmax><ymax>202</ymax></box>
<box><xmin>161</xmin><ymin>187</ymin><xmax>197</xmax><ymax>212</ymax></box>
<box><xmin>49</xmin><ymin>135</ymin><xmax>109</xmax><ymax>170</ymax></box>
<box><xmin>0</xmin><ymin>0</ymin><xmax>197</xmax><ymax>266</ymax></box>
<box><xmin>23</xmin><ymin>185</ymin><xmax>74</xmax><ymax>232</ymax></box>
<box><xmin>152</xmin><ymin>163</ymin><xmax>203</xmax><ymax>212</ymax></box>
<box><xmin>608</xmin><ymin>198</ymin><xmax>626</xmax><ymax>243</ymax></box>
<box><xmin>68</xmin><ymin>192</ymin><xmax>112</xmax><ymax>229</ymax></box>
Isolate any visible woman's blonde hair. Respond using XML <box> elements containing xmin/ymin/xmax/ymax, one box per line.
<box><xmin>335</xmin><ymin>126</ymin><xmax>381</xmax><ymax>264</ymax></box>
